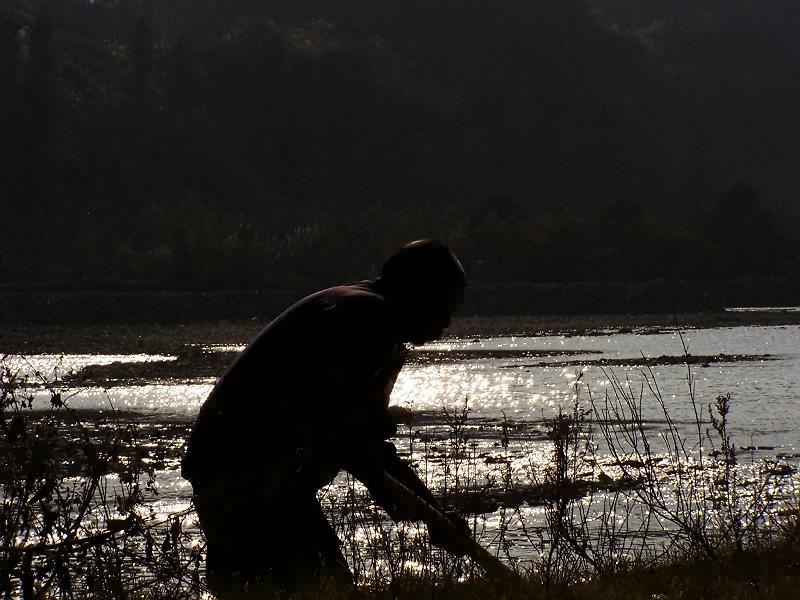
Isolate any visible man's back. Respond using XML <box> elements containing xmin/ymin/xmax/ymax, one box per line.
<box><xmin>181</xmin><ymin>281</ymin><xmax>402</xmax><ymax>488</ymax></box>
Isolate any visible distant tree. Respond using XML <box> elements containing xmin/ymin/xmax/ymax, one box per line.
<box><xmin>27</xmin><ymin>2</ymin><xmax>55</xmax><ymax>106</ymax></box>
<box><xmin>0</xmin><ymin>8</ymin><xmax>19</xmax><ymax>92</ymax></box>
<box><xmin>709</xmin><ymin>181</ymin><xmax>780</xmax><ymax>278</ymax></box>
<box><xmin>131</xmin><ymin>14</ymin><xmax>154</xmax><ymax>91</ymax></box>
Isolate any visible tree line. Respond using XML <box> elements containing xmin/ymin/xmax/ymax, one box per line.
<box><xmin>1</xmin><ymin>0</ymin><xmax>798</xmax><ymax>288</ymax></box>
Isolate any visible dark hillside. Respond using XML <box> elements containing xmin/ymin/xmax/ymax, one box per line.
<box><xmin>1</xmin><ymin>0</ymin><xmax>798</xmax><ymax>288</ymax></box>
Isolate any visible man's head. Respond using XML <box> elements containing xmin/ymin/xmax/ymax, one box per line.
<box><xmin>378</xmin><ymin>240</ymin><xmax>466</xmax><ymax>344</ymax></box>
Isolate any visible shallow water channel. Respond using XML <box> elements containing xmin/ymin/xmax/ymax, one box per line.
<box><xmin>5</xmin><ymin>324</ymin><xmax>800</xmax><ymax>573</ymax></box>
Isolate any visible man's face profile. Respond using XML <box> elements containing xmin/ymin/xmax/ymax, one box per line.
<box><xmin>400</xmin><ymin>287</ymin><xmax>460</xmax><ymax>345</ymax></box>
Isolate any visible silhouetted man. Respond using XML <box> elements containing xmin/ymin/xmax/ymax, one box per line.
<box><xmin>182</xmin><ymin>240</ymin><xmax>469</xmax><ymax>593</ymax></box>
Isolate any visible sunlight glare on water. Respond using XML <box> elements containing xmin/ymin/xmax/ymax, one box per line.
<box><xmin>408</xmin><ymin>326</ymin><xmax>800</xmax><ymax>450</ymax></box>
<box><xmin>3</xmin><ymin>354</ymin><xmax>176</xmax><ymax>380</ymax></box>
<box><xmin>43</xmin><ymin>383</ymin><xmax>213</xmax><ymax>418</ymax></box>
<box><xmin>392</xmin><ymin>363</ymin><xmax>519</xmax><ymax>413</ymax></box>
<box><xmin>7</xmin><ymin>324</ymin><xmax>798</xmax><ymax>574</ymax></box>
<box><xmin>195</xmin><ymin>344</ymin><xmax>246</xmax><ymax>353</ymax></box>
<box><xmin>8</xmin><ymin>326</ymin><xmax>798</xmax><ymax>449</ymax></box>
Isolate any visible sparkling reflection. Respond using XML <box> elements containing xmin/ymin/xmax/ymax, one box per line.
<box><xmin>3</xmin><ymin>353</ymin><xmax>177</xmax><ymax>380</ymax></box>
<box><xmin>4</xmin><ymin>325</ymin><xmax>799</xmax><ymax>575</ymax></box>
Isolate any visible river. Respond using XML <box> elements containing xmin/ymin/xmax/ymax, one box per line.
<box><xmin>4</xmin><ymin>322</ymin><xmax>800</xmax><ymax>570</ymax></box>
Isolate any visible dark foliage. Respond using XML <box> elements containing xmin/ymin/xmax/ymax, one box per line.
<box><xmin>1</xmin><ymin>0</ymin><xmax>798</xmax><ymax>288</ymax></box>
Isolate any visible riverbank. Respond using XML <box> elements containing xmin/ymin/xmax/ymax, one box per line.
<box><xmin>2</xmin><ymin>277</ymin><xmax>799</xmax><ymax>325</ymax></box>
<box><xmin>2</xmin><ymin>310</ymin><xmax>800</xmax><ymax>355</ymax></box>
<box><xmin>311</xmin><ymin>538</ymin><xmax>800</xmax><ymax>599</ymax></box>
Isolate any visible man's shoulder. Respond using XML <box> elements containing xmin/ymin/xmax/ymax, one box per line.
<box><xmin>265</xmin><ymin>281</ymin><xmax>389</xmax><ymax>334</ymax></box>
<box><xmin>310</xmin><ymin>282</ymin><xmax>391</xmax><ymax>325</ymax></box>
<box><xmin>314</xmin><ymin>281</ymin><xmax>387</xmax><ymax>309</ymax></box>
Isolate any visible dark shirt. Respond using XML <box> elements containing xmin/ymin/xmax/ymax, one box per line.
<box><xmin>181</xmin><ymin>281</ymin><xmax>427</xmax><ymax>510</ymax></box>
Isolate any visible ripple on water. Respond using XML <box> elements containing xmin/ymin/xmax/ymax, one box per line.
<box><xmin>6</xmin><ymin>325</ymin><xmax>800</xmax><ymax>565</ymax></box>
<box><xmin>29</xmin><ymin>382</ymin><xmax>214</xmax><ymax>419</ymax></box>
<box><xmin>2</xmin><ymin>353</ymin><xmax>177</xmax><ymax>380</ymax></box>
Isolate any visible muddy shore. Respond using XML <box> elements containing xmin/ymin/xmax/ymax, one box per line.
<box><xmin>2</xmin><ymin>311</ymin><xmax>800</xmax><ymax>355</ymax></box>
<box><xmin>65</xmin><ymin>348</ymin><xmax>776</xmax><ymax>388</ymax></box>
<box><xmin>3</xmin><ymin>278</ymin><xmax>799</xmax><ymax>325</ymax></box>
<box><xmin>2</xmin><ymin>279</ymin><xmax>799</xmax><ymax>354</ymax></box>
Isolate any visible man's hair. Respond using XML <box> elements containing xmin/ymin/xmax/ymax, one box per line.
<box><xmin>380</xmin><ymin>240</ymin><xmax>466</xmax><ymax>299</ymax></box>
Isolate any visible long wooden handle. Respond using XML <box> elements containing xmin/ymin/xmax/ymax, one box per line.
<box><xmin>381</xmin><ymin>472</ymin><xmax>523</xmax><ymax>584</ymax></box>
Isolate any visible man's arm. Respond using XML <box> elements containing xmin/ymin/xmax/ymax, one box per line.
<box><xmin>340</xmin><ymin>440</ymin><xmax>472</xmax><ymax>558</ymax></box>
<box><xmin>341</xmin><ymin>440</ymin><xmax>437</xmax><ymax>521</ymax></box>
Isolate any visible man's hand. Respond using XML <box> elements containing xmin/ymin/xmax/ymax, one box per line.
<box><xmin>427</xmin><ymin>510</ymin><xmax>473</xmax><ymax>557</ymax></box>
<box><xmin>386</xmin><ymin>493</ymin><xmax>427</xmax><ymax>523</ymax></box>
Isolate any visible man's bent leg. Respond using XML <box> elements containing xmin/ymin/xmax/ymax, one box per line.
<box><xmin>193</xmin><ymin>486</ymin><xmax>263</xmax><ymax>594</ymax></box>
<box><xmin>267</xmin><ymin>494</ymin><xmax>353</xmax><ymax>590</ymax></box>
<box><xmin>193</xmin><ymin>483</ymin><xmax>352</xmax><ymax>593</ymax></box>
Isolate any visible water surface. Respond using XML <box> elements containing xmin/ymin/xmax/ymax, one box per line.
<box><xmin>5</xmin><ymin>324</ymin><xmax>799</xmax><ymax>565</ymax></box>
